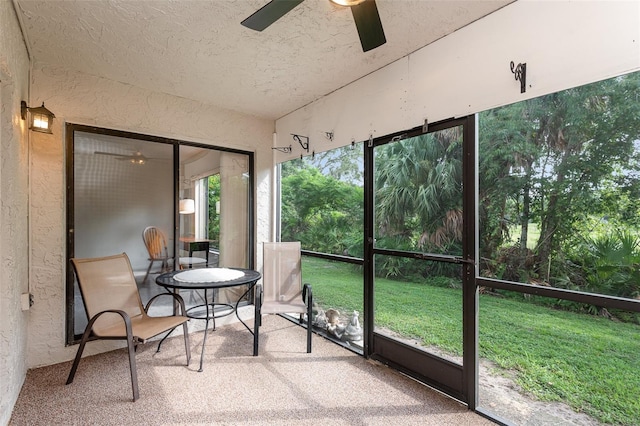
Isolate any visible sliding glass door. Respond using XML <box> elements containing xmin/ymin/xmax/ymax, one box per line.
<box><xmin>178</xmin><ymin>146</ymin><xmax>251</xmax><ymax>304</ymax></box>
<box><xmin>66</xmin><ymin>125</ymin><xmax>253</xmax><ymax>343</ymax></box>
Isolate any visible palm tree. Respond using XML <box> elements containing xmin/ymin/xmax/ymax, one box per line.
<box><xmin>375</xmin><ymin>127</ymin><xmax>463</xmax><ymax>255</ymax></box>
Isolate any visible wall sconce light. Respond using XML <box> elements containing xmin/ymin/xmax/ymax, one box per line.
<box><xmin>179</xmin><ymin>199</ymin><xmax>195</xmax><ymax>214</ymax></box>
<box><xmin>21</xmin><ymin>101</ymin><xmax>55</xmax><ymax>134</ymax></box>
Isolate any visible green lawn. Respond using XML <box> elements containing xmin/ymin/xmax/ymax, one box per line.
<box><xmin>302</xmin><ymin>256</ymin><xmax>640</xmax><ymax>426</ymax></box>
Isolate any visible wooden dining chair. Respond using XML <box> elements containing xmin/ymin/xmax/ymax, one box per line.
<box><xmin>142</xmin><ymin>226</ymin><xmax>171</xmax><ymax>282</ymax></box>
<box><xmin>142</xmin><ymin>226</ymin><xmax>207</xmax><ymax>282</ymax></box>
<box><xmin>253</xmin><ymin>242</ymin><xmax>312</xmax><ymax>356</ymax></box>
<box><xmin>66</xmin><ymin>252</ymin><xmax>191</xmax><ymax>401</ymax></box>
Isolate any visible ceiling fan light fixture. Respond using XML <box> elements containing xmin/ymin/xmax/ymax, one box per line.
<box><xmin>330</xmin><ymin>0</ymin><xmax>366</xmax><ymax>6</ymax></box>
<box><xmin>128</xmin><ymin>151</ymin><xmax>147</xmax><ymax>165</ymax></box>
<box><xmin>242</xmin><ymin>0</ymin><xmax>386</xmax><ymax>52</ymax></box>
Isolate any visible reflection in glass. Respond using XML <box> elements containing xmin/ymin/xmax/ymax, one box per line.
<box><xmin>71</xmin><ymin>132</ymin><xmax>252</xmax><ymax>338</ymax></box>
<box><xmin>73</xmin><ymin>132</ymin><xmax>173</xmax><ymax>334</ymax></box>
<box><xmin>179</xmin><ymin>146</ymin><xmax>250</xmax><ymax>305</ymax></box>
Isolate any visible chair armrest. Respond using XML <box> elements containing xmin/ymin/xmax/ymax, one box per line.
<box><xmin>302</xmin><ymin>283</ymin><xmax>312</xmax><ymax>304</ymax></box>
<box><xmin>144</xmin><ymin>292</ymin><xmax>187</xmax><ymax>316</ymax></box>
<box><xmin>86</xmin><ymin>309</ymin><xmax>135</xmax><ymax>340</ymax></box>
<box><xmin>89</xmin><ymin>309</ymin><xmax>130</xmax><ymax>323</ymax></box>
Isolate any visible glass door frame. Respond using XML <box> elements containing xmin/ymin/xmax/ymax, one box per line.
<box><xmin>65</xmin><ymin>123</ymin><xmax>255</xmax><ymax>344</ymax></box>
<box><xmin>363</xmin><ymin>115</ymin><xmax>478</xmax><ymax>407</ymax></box>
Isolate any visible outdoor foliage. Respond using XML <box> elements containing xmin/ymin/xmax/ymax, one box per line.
<box><xmin>580</xmin><ymin>231</ymin><xmax>640</xmax><ymax>299</ymax></box>
<box><xmin>281</xmin><ymin>71</ymin><xmax>640</xmax><ymax>303</ymax></box>
<box><xmin>280</xmin><ymin>151</ymin><xmax>363</xmax><ymax>257</ymax></box>
<box><xmin>207</xmin><ymin>174</ymin><xmax>220</xmax><ymax>245</ymax></box>
<box><xmin>479</xmin><ymin>72</ymin><xmax>640</xmax><ymax>301</ymax></box>
<box><xmin>375</xmin><ymin>127</ymin><xmax>463</xmax><ymax>257</ymax></box>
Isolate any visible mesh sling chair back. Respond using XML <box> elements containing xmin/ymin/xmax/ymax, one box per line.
<box><xmin>66</xmin><ymin>253</ymin><xmax>191</xmax><ymax>401</ymax></box>
<box><xmin>253</xmin><ymin>242</ymin><xmax>312</xmax><ymax>356</ymax></box>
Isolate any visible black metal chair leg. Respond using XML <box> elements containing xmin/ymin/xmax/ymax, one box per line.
<box><xmin>253</xmin><ymin>284</ymin><xmax>262</xmax><ymax>356</ymax></box>
<box><xmin>66</xmin><ymin>326</ymin><xmax>92</xmax><ymax>385</ymax></box>
<box><xmin>209</xmin><ymin>289</ymin><xmax>217</xmax><ymax>331</ymax></box>
<box><xmin>198</xmin><ymin>318</ymin><xmax>210</xmax><ymax>372</ymax></box>
<box><xmin>155</xmin><ymin>327</ymin><xmax>177</xmax><ymax>353</ymax></box>
<box><xmin>307</xmin><ymin>310</ymin><xmax>312</xmax><ymax>353</ymax></box>
<box><xmin>182</xmin><ymin>321</ymin><xmax>191</xmax><ymax>365</ymax></box>
<box><xmin>253</xmin><ymin>316</ymin><xmax>260</xmax><ymax>356</ymax></box>
<box><xmin>305</xmin><ymin>284</ymin><xmax>313</xmax><ymax>353</ymax></box>
<box><xmin>125</xmin><ymin>334</ymin><xmax>140</xmax><ymax>401</ymax></box>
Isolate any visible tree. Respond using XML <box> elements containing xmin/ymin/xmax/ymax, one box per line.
<box><xmin>479</xmin><ymin>71</ymin><xmax>640</xmax><ymax>288</ymax></box>
<box><xmin>375</xmin><ymin>127</ymin><xmax>463</xmax><ymax>255</ymax></box>
<box><xmin>208</xmin><ymin>174</ymin><xmax>220</xmax><ymax>244</ymax></box>
<box><xmin>281</xmin><ymin>164</ymin><xmax>363</xmax><ymax>255</ymax></box>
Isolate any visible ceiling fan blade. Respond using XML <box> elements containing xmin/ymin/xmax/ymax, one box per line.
<box><xmin>351</xmin><ymin>0</ymin><xmax>386</xmax><ymax>52</ymax></box>
<box><xmin>241</xmin><ymin>0</ymin><xmax>305</xmax><ymax>31</ymax></box>
<box><xmin>94</xmin><ymin>151</ymin><xmax>125</xmax><ymax>158</ymax></box>
<box><xmin>94</xmin><ymin>151</ymin><xmax>155</xmax><ymax>162</ymax></box>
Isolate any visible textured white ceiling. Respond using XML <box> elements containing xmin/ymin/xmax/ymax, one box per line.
<box><xmin>15</xmin><ymin>0</ymin><xmax>512</xmax><ymax>120</ymax></box>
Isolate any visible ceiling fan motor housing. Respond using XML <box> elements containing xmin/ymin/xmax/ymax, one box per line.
<box><xmin>241</xmin><ymin>0</ymin><xmax>386</xmax><ymax>52</ymax></box>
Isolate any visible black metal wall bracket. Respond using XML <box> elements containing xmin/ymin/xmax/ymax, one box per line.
<box><xmin>510</xmin><ymin>61</ymin><xmax>527</xmax><ymax>93</ymax></box>
<box><xmin>292</xmin><ymin>134</ymin><xmax>309</xmax><ymax>152</ymax></box>
<box><xmin>272</xmin><ymin>145</ymin><xmax>292</xmax><ymax>153</ymax></box>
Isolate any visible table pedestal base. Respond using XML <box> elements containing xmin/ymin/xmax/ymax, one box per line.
<box><xmin>154</xmin><ymin>268</ymin><xmax>261</xmax><ymax>372</ymax></box>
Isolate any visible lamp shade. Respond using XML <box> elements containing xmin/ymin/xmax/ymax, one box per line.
<box><xmin>179</xmin><ymin>199</ymin><xmax>195</xmax><ymax>214</ymax></box>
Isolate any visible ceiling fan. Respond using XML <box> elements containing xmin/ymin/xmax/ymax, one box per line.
<box><xmin>241</xmin><ymin>0</ymin><xmax>386</xmax><ymax>52</ymax></box>
<box><xmin>94</xmin><ymin>150</ymin><xmax>159</xmax><ymax>165</ymax></box>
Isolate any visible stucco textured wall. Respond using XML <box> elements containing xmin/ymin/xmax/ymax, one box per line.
<box><xmin>26</xmin><ymin>65</ymin><xmax>274</xmax><ymax>369</ymax></box>
<box><xmin>0</xmin><ymin>1</ymin><xmax>30</xmax><ymax>424</ymax></box>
